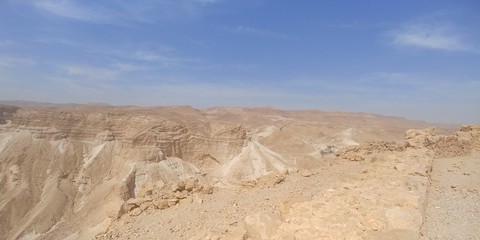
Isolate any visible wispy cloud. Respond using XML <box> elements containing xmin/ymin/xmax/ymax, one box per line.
<box><xmin>131</xmin><ymin>51</ymin><xmax>205</xmax><ymax>67</ymax></box>
<box><xmin>111</xmin><ymin>63</ymin><xmax>146</xmax><ymax>72</ymax></box>
<box><xmin>32</xmin><ymin>36</ymin><xmax>208</xmax><ymax>69</ymax></box>
<box><xmin>388</xmin><ymin>23</ymin><xmax>477</xmax><ymax>52</ymax></box>
<box><xmin>230</xmin><ymin>25</ymin><xmax>296</xmax><ymax>39</ymax></box>
<box><xmin>61</xmin><ymin>62</ymin><xmax>146</xmax><ymax>82</ymax></box>
<box><xmin>318</xmin><ymin>22</ymin><xmax>385</xmax><ymax>30</ymax></box>
<box><xmin>358</xmin><ymin>72</ymin><xmax>411</xmax><ymax>84</ymax></box>
<box><xmin>0</xmin><ymin>56</ymin><xmax>36</xmax><ymax>68</ymax></box>
<box><xmin>356</xmin><ymin>72</ymin><xmax>480</xmax><ymax>101</ymax></box>
<box><xmin>63</xmin><ymin>65</ymin><xmax>119</xmax><ymax>81</ymax></box>
<box><xmin>29</xmin><ymin>0</ymin><xmax>220</xmax><ymax>25</ymax></box>
<box><xmin>33</xmin><ymin>0</ymin><xmax>116</xmax><ymax>24</ymax></box>
<box><xmin>32</xmin><ymin>37</ymin><xmax>82</xmax><ymax>47</ymax></box>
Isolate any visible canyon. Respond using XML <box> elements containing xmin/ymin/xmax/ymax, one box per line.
<box><xmin>0</xmin><ymin>103</ymin><xmax>478</xmax><ymax>240</ymax></box>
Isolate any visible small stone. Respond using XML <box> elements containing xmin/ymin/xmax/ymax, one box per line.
<box><xmin>202</xmin><ymin>185</ymin><xmax>214</xmax><ymax>194</ymax></box>
<box><xmin>171</xmin><ymin>182</ymin><xmax>186</xmax><ymax>192</ymax></box>
<box><xmin>174</xmin><ymin>191</ymin><xmax>187</xmax><ymax>199</ymax></box>
<box><xmin>361</xmin><ymin>217</ymin><xmax>384</xmax><ymax>231</ymax></box>
<box><xmin>274</xmin><ymin>174</ymin><xmax>286</xmax><ymax>184</ymax></box>
<box><xmin>350</xmin><ymin>155</ymin><xmax>364</xmax><ymax>161</ymax></box>
<box><xmin>300</xmin><ymin>170</ymin><xmax>313</xmax><ymax>177</ymax></box>
<box><xmin>466</xmin><ymin>188</ymin><xmax>476</xmax><ymax>193</ymax></box>
<box><xmin>139</xmin><ymin>182</ymin><xmax>154</xmax><ymax>197</ymax></box>
<box><xmin>126</xmin><ymin>198</ymin><xmax>149</xmax><ymax>206</ymax></box>
<box><xmin>241</xmin><ymin>180</ymin><xmax>257</xmax><ymax>188</ymax></box>
<box><xmin>139</xmin><ymin>202</ymin><xmax>151</xmax><ymax>211</ymax></box>
<box><xmin>394</xmin><ymin>163</ymin><xmax>407</xmax><ymax>171</ymax></box>
<box><xmin>185</xmin><ymin>178</ymin><xmax>199</xmax><ymax>191</ymax></box>
<box><xmin>129</xmin><ymin>208</ymin><xmax>142</xmax><ymax>217</ymax></box>
<box><xmin>168</xmin><ymin>198</ymin><xmax>179</xmax><ymax>207</ymax></box>
<box><xmin>122</xmin><ymin>202</ymin><xmax>138</xmax><ymax>213</ymax></box>
<box><xmin>153</xmin><ymin>199</ymin><xmax>169</xmax><ymax>210</ymax></box>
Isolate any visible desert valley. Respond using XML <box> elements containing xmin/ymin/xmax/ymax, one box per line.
<box><xmin>0</xmin><ymin>102</ymin><xmax>478</xmax><ymax>240</ymax></box>
<box><xmin>2</xmin><ymin>0</ymin><xmax>479</xmax><ymax>239</ymax></box>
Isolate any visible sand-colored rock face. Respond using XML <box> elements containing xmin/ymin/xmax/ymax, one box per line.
<box><xmin>0</xmin><ymin>104</ymin><xmax>475</xmax><ymax>240</ymax></box>
<box><xmin>0</xmin><ymin>107</ymin><xmax>246</xmax><ymax>239</ymax></box>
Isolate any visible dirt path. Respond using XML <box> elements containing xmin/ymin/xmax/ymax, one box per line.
<box><xmin>421</xmin><ymin>153</ymin><xmax>480</xmax><ymax>240</ymax></box>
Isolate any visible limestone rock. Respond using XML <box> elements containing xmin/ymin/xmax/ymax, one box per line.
<box><xmin>244</xmin><ymin>211</ymin><xmax>282</xmax><ymax>240</ymax></box>
<box><xmin>138</xmin><ymin>182</ymin><xmax>154</xmax><ymax>198</ymax></box>
<box><xmin>126</xmin><ymin>197</ymin><xmax>149</xmax><ymax>206</ymax></box>
<box><xmin>277</xmin><ymin>196</ymin><xmax>310</xmax><ymax>218</ymax></box>
<box><xmin>106</xmin><ymin>199</ymin><xmax>126</xmax><ymax>220</ymax></box>
<box><xmin>202</xmin><ymin>185</ymin><xmax>214</xmax><ymax>194</ymax></box>
<box><xmin>405</xmin><ymin>128</ymin><xmax>436</xmax><ymax>148</ymax></box>
<box><xmin>171</xmin><ymin>182</ymin><xmax>186</xmax><ymax>192</ymax></box>
<box><xmin>128</xmin><ymin>208</ymin><xmax>142</xmax><ymax>217</ymax></box>
<box><xmin>385</xmin><ymin>207</ymin><xmax>422</xmax><ymax>231</ymax></box>
<box><xmin>241</xmin><ymin>180</ymin><xmax>257</xmax><ymax>188</ymax></box>
<box><xmin>167</xmin><ymin>198</ymin><xmax>179</xmax><ymax>207</ymax></box>
<box><xmin>139</xmin><ymin>202</ymin><xmax>151</xmax><ymax>211</ymax></box>
<box><xmin>185</xmin><ymin>178</ymin><xmax>199</xmax><ymax>191</ymax></box>
<box><xmin>394</xmin><ymin>163</ymin><xmax>407</xmax><ymax>171</ymax></box>
<box><xmin>122</xmin><ymin>202</ymin><xmax>138</xmax><ymax>213</ymax></box>
<box><xmin>174</xmin><ymin>191</ymin><xmax>187</xmax><ymax>199</ymax></box>
<box><xmin>153</xmin><ymin>199</ymin><xmax>169</xmax><ymax>210</ymax></box>
<box><xmin>300</xmin><ymin>169</ymin><xmax>313</xmax><ymax>177</ymax></box>
<box><xmin>366</xmin><ymin>229</ymin><xmax>418</xmax><ymax>240</ymax></box>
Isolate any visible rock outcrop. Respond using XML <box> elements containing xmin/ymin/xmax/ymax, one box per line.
<box><xmin>405</xmin><ymin>125</ymin><xmax>480</xmax><ymax>157</ymax></box>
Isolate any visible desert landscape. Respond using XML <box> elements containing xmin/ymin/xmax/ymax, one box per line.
<box><xmin>1</xmin><ymin>1</ymin><xmax>479</xmax><ymax>239</ymax></box>
<box><xmin>0</xmin><ymin>102</ymin><xmax>479</xmax><ymax>240</ymax></box>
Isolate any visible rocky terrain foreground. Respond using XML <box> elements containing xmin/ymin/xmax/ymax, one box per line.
<box><xmin>0</xmin><ymin>104</ymin><xmax>478</xmax><ymax>240</ymax></box>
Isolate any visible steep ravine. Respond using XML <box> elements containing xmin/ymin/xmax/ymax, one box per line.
<box><xmin>0</xmin><ymin>109</ymin><xmax>247</xmax><ymax>239</ymax></box>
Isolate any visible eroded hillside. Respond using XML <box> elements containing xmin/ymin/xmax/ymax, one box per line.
<box><xmin>0</xmin><ymin>104</ymin><xmax>475</xmax><ymax>240</ymax></box>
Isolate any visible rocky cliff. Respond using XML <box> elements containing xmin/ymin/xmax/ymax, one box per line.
<box><xmin>0</xmin><ymin>105</ymin><xmax>463</xmax><ymax>239</ymax></box>
<box><xmin>0</xmin><ymin>107</ymin><xmax>247</xmax><ymax>239</ymax></box>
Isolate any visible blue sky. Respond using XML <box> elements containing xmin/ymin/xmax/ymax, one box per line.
<box><xmin>1</xmin><ymin>0</ymin><xmax>479</xmax><ymax>123</ymax></box>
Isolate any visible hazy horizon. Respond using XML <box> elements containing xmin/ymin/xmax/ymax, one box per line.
<box><xmin>1</xmin><ymin>0</ymin><xmax>479</xmax><ymax>124</ymax></box>
<box><xmin>1</xmin><ymin>98</ymin><xmax>475</xmax><ymax>126</ymax></box>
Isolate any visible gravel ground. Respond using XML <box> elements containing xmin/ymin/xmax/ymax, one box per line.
<box><xmin>421</xmin><ymin>153</ymin><xmax>480</xmax><ymax>240</ymax></box>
